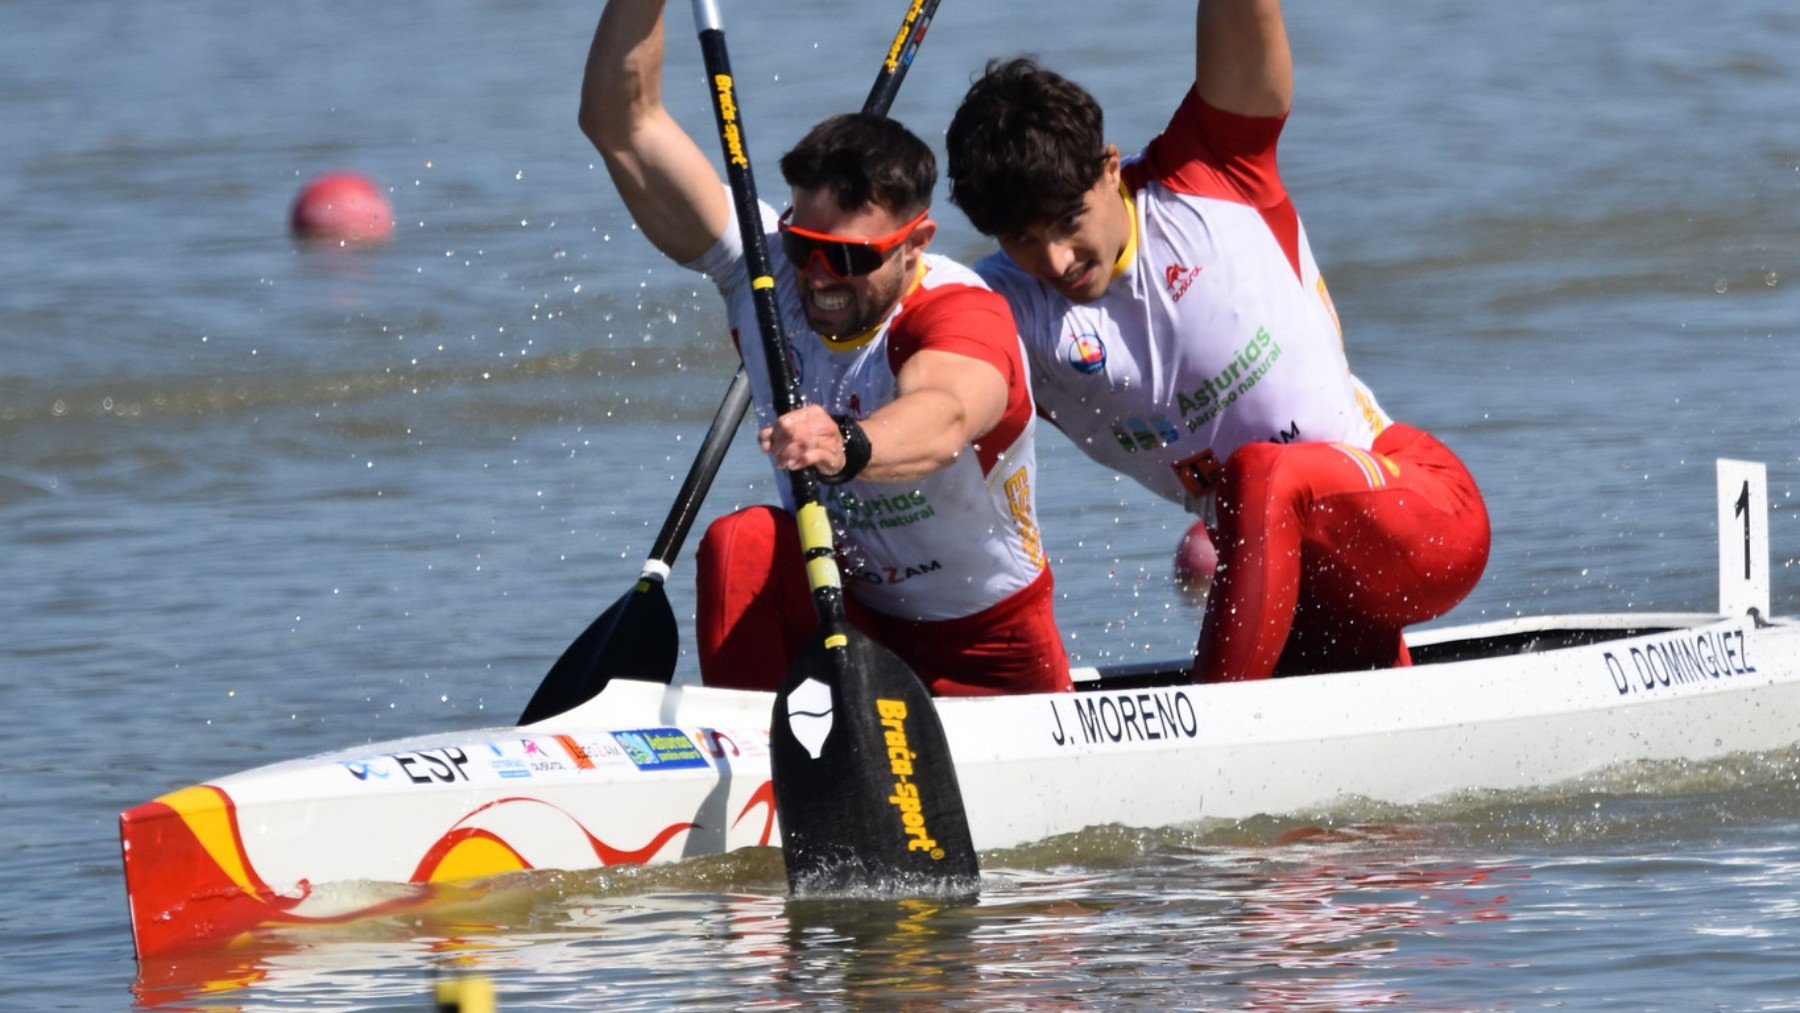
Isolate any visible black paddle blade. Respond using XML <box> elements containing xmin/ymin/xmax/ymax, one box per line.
<box><xmin>518</xmin><ymin>578</ymin><xmax>678</xmax><ymax>724</ymax></box>
<box><xmin>770</xmin><ymin>629</ymin><xmax>980</xmax><ymax>898</ymax></box>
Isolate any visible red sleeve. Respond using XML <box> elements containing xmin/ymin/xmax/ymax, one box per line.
<box><xmin>1131</xmin><ymin>85</ymin><xmax>1289</xmax><ymax>211</ymax></box>
<box><xmin>887</xmin><ymin>283</ymin><xmax>1033</xmax><ymax>474</ymax></box>
<box><xmin>1126</xmin><ymin>86</ymin><xmax>1304</xmax><ymax>279</ymax></box>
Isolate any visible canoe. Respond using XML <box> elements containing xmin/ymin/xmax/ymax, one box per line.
<box><xmin>120</xmin><ymin>460</ymin><xmax>1796</xmax><ymax>958</ymax></box>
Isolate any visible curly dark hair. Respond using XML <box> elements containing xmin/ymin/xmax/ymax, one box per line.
<box><xmin>946</xmin><ymin>57</ymin><xmax>1108</xmax><ymax>238</ymax></box>
<box><xmin>779</xmin><ymin>113</ymin><xmax>936</xmax><ymax>216</ymax></box>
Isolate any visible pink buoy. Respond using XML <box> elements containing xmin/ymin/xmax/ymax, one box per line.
<box><xmin>290</xmin><ymin>171</ymin><xmax>393</xmax><ymax>244</ymax></box>
<box><xmin>1173</xmin><ymin>519</ymin><xmax>1218</xmax><ymax>590</ymax></box>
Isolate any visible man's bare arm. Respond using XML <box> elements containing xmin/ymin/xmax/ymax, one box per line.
<box><xmin>1194</xmin><ymin>0</ymin><xmax>1294</xmax><ymax>118</ymax></box>
<box><xmin>578</xmin><ymin>0</ymin><xmax>730</xmax><ymax>264</ymax></box>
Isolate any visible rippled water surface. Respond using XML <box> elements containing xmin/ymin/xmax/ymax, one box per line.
<box><xmin>3</xmin><ymin>1</ymin><xmax>1798</xmax><ymax>1008</ymax></box>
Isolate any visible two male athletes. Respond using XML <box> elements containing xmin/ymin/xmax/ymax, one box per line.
<box><xmin>584</xmin><ymin>0</ymin><xmax>1488</xmax><ymax>691</ymax></box>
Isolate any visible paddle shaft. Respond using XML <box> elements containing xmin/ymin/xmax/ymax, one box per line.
<box><xmin>863</xmin><ymin>0</ymin><xmax>943</xmax><ymax>117</ymax></box>
<box><xmin>642</xmin><ymin>368</ymin><xmax>750</xmax><ymax>575</ymax></box>
<box><xmin>638</xmin><ymin>0</ymin><xmax>942</xmax><ymax>573</ymax></box>
<box><xmin>690</xmin><ymin>1</ymin><xmax>848</xmax><ymax>633</ymax></box>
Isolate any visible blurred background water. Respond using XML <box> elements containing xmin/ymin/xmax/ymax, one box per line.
<box><xmin>2</xmin><ymin>1</ymin><xmax>1797</xmax><ymax>1008</ymax></box>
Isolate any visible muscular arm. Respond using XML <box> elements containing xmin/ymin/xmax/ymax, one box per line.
<box><xmin>578</xmin><ymin>0</ymin><xmax>729</xmax><ymax>264</ymax></box>
<box><xmin>1194</xmin><ymin>0</ymin><xmax>1293</xmax><ymax>118</ymax></box>
<box><xmin>761</xmin><ymin>350</ymin><xmax>1010</xmax><ymax>483</ymax></box>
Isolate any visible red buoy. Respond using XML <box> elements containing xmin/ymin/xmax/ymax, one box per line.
<box><xmin>290</xmin><ymin>171</ymin><xmax>393</xmax><ymax>244</ymax></box>
<box><xmin>1173</xmin><ymin>519</ymin><xmax>1218</xmax><ymax>590</ymax></box>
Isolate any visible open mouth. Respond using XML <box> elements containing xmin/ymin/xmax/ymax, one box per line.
<box><xmin>1058</xmin><ymin>263</ymin><xmax>1094</xmax><ymax>294</ymax></box>
<box><xmin>811</xmin><ymin>288</ymin><xmax>852</xmax><ymax>314</ymax></box>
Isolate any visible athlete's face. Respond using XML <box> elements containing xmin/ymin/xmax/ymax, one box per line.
<box><xmin>785</xmin><ymin>187</ymin><xmax>935</xmax><ymax>338</ymax></box>
<box><xmin>996</xmin><ymin>148</ymin><xmax>1129</xmax><ymax>304</ymax></box>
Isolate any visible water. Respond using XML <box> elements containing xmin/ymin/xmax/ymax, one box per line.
<box><xmin>3</xmin><ymin>0</ymin><xmax>1798</xmax><ymax>1008</ymax></box>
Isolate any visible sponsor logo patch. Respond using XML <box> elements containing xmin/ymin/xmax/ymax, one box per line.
<box><xmin>825</xmin><ymin>486</ymin><xmax>935</xmax><ymax>533</ymax></box>
<box><xmin>1165</xmin><ymin>263</ymin><xmax>1203</xmax><ymax>301</ymax></box>
<box><xmin>1109</xmin><ymin>414</ymin><xmax>1182</xmax><ymax>454</ymax></box>
<box><xmin>1170</xmin><ymin>448</ymin><xmax>1223</xmax><ymax>497</ymax></box>
<box><xmin>484</xmin><ymin>741</ymin><xmax>534</xmax><ymax>779</ymax></box>
<box><xmin>1063</xmin><ymin>330</ymin><xmax>1106</xmax><ymax>374</ymax></box>
<box><xmin>1175</xmin><ymin>326</ymin><xmax>1282</xmax><ymax>433</ymax></box>
<box><xmin>554</xmin><ymin>734</ymin><xmax>623</xmax><ymax>770</ymax></box>
<box><xmin>612</xmin><ymin>728</ymin><xmax>710</xmax><ymax>770</ymax></box>
<box><xmin>342</xmin><ymin>759</ymin><xmax>389</xmax><ymax>781</ymax></box>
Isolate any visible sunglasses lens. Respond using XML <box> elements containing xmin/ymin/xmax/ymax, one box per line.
<box><xmin>779</xmin><ymin>231</ymin><xmax>820</xmax><ymax>269</ymax></box>
<box><xmin>780</xmin><ymin>231</ymin><xmax>886</xmax><ymax>278</ymax></box>
<box><xmin>834</xmin><ymin>245</ymin><xmax>885</xmax><ymax>276</ymax></box>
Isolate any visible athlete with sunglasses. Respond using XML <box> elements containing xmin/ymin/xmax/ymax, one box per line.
<box><xmin>944</xmin><ymin>0</ymin><xmax>1490</xmax><ymax>684</ymax></box>
<box><xmin>579</xmin><ymin>0</ymin><xmax>1070</xmax><ymax>696</ymax></box>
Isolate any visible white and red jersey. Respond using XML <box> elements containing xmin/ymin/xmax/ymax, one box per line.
<box><xmin>688</xmin><ymin>197</ymin><xmax>1049</xmax><ymax>621</ymax></box>
<box><xmin>977</xmin><ymin>87</ymin><xmax>1390</xmax><ymax>517</ymax></box>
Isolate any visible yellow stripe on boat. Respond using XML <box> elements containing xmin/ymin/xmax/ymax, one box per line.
<box><xmin>159</xmin><ymin>785</ymin><xmax>258</xmax><ymax>896</ymax></box>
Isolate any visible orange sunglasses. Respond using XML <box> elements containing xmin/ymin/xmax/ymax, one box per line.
<box><xmin>778</xmin><ymin>207</ymin><xmax>929</xmax><ymax>279</ymax></box>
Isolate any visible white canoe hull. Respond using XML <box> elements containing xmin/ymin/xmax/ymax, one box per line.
<box><xmin>123</xmin><ymin>459</ymin><xmax>1793</xmax><ymax>956</ymax></box>
<box><xmin>122</xmin><ymin>611</ymin><xmax>1800</xmax><ymax>958</ymax></box>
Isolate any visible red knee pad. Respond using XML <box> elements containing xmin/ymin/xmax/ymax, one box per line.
<box><xmin>695</xmin><ymin>506</ymin><xmax>815</xmax><ymax>691</ymax></box>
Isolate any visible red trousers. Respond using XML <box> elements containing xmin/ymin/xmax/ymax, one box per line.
<box><xmin>1193</xmin><ymin>423</ymin><xmax>1490</xmax><ymax>683</ymax></box>
<box><xmin>696</xmin><ymin>505</ymin><xmax>1072</xmax><ymax>696</ymax></box>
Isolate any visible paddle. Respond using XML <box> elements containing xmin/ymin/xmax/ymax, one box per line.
<box><xmin>688</xmin><ymin>0</ymin><xmax>978</xmax><ymax>896</ymax></box>
<box><xmin>519</xmin><ymin>0</ymin><xmax>945</xmax><ymax>726</ymax></box>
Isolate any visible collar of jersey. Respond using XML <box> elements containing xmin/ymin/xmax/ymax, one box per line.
<box><xmin>818</xmin><ymin>257</ymin><xmax>927</xmax><ymax>351</ymax></box>
<box><xmin>1108</xmin><ymin>181</ymin><xmax>1138</xmax><ymax>284</ymax></box>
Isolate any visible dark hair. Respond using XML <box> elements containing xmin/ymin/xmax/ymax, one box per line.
<box><xmin>946</xmin><ymin>57</ymin><xmax>1107</xmax><ymax>237</ymax></box>
<box><xmin>779</xmin><ymin>113</ymin><xmax>935</xmax><ymax>216</ymax></box>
